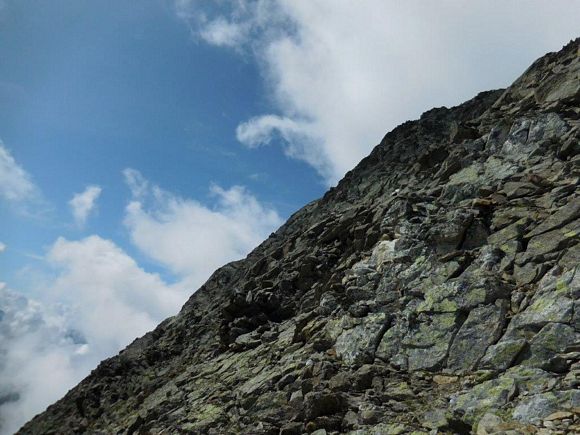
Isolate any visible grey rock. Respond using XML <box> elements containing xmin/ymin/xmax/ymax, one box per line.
<box><xmin>526</xmin><ymin>197</ymin><xmax>580</xmax><ymax>238</ymax></box>
<box><xmin>451</xmin><ymin>376</ymin><xmax>517</xmax><ymax>424</ymax></box>
<box><xmin>447</xmin><ymin>304</ymin><xmax>506</xmax><ymax>371</ymax></box>
<box><xmin>479</xmin><ymin>339</ymin><xmax>527</xmax><ymax>371</ymax></box>
<box><xmin>522</xmin><ymin>323</ymin><xmax>577</xmax><ymax>371</ymax></box>
<box><xmin>512</xmin><ymin>390</ymin><xmax>580</xmax><ymax>424</ymax></box>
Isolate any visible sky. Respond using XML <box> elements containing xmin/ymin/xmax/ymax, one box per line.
<box><xmin>0</xmin><ymin>0</ymin><xmax>579</xmax><ymax>432</ymax></box>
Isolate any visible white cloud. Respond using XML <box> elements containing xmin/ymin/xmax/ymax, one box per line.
<box><xmin>0</xmin><ymin>168</ymin><xmax>281</xmax><ymax>433</ymax></box>
<box><xmin>0</xmin><ymin>285</ymin><xmax>81</xmax><ymax>435</ymax></box>
<box><xmin>68</xmin><ymin>185</ymin><xmax>102</xmax><ymax>227</ymax></box>
<box><xmin>123</xmin><ymin>168</ymin><xmax>149</xmax><ymax>199</ymax></box>
<box><xmin>176</xmin><ymin>0</ymin><xmax>580</xmax><ymax>184</ymax></box>
<box><xmin>200</xmin><ymin>17</ymin><xmax>248</xmax><ymax>47</ymax></box>
<box><xmin>123</xmin><ymin>168</ymin><xmax>282</xmax><ymax>288</ymax></box>
<box><xmin>0</xmin><ymin>142</ymin><xmax>39</xmax><ymax>205</ymax></box>
<box><xmin>236</xmin><ymin>114</ymin><xmax>334</xmax><ymax>180</ymax></box>
<box><xmin>0</xmin><ymin>242</ymin><xmax>5</xmax><ymax>253</ymax></box>
<box><xmin>46</xmin><ymin>236</ymin><xmax>187</xmax><ymax>351</ymax></box>
<box><xmin>236</xmin><ymin>114</ymin><xmax>308</xmax><ymax>149</ymax></box>
<box><xmin>0</xmin><ymin>236</ymin><xmax>188</xmax><ymax>434</ymax></box>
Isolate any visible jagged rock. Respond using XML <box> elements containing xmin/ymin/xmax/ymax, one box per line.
<box><xmin>526</xmin><ymin>198</ymin><xmax>580</xmax><ymax>238</ymax></box>
<box><xmin>478</xmin><ymin>339</ymin><xmax>527</xmax><ymax>371</ymax></box>
<box><xmin>17</xmin><ymin>39</ymin><xmax>580</xmax><ymax>435</ymax></box>
<box><xmin>512</xmin><ymin>390</ymin><xmax>580</xmax><ymax>424</ymax></box>
<box><xmin>451</xmin><ymin>376</ymin><xmax>517</xmax><ymax>424</ymax></box>
<box><xmin>447</xmin><ymin>303</ymin><xmax>507</xmax><ymax>371</ymax></box>
<box><xmin>303</xmin><ymin>390</ymin><xmax>345</xmax><ymax>420</ymax></box>
<box><xmin>522</xmin><ymin>322</ymin><xmax>578</xmax><ymax>371</ymax></box>
<box><xmin>332</xmin><ymin>312</ymin><xmax>387</xmax><ymax>366</ymax></box>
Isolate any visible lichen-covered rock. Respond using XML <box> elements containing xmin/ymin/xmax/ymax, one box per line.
<box><xmin>450</xmin><ymin>376</ymin><xmax>517</xmax><ymax>424</ymax></box>
<box><xmin>512</xmin><ymin>390</ymin><xmax>580</xmax><ymax>424</ymax></box>
<box><xmin>17</xmin><ymin>39</ymin><xmax>580</xmax><ymax>435</ymax></box>
<box><xmin>447</xmin><ymin>303</ymin><xmax>506</xmax><ymax>371</ymax></box>
<box><xmin>478</xmin><ymin>339</ymin><xmax>527</xmax><ymax>371</ymax></box>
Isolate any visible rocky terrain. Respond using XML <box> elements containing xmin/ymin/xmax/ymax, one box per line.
<box><xmin>20</xmin><ymin>40</ymin><xmax>580</xmax><ymax>434</ymax></box>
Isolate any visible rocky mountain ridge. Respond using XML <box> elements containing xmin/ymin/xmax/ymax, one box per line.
<box><xmin>20</xmin><ymin>39</ymin><xmax>580</xmax><ymax>434</ymax></box>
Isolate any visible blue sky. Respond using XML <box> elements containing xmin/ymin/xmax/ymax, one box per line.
<box><xmin>0</xmin><ymin>1</ymin><xmax>579</xmax><ymax>432</ymax></box>
<box><xmin>0</xmin><ymin>0</ymin><xmax>321</xmax><ymax>289</ymax></box>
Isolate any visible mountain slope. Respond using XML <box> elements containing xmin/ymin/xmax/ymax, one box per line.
<box><xmin>20</xmin><ymin>39</ymin><xmax>580</xmax><ymax>434</ymax></box>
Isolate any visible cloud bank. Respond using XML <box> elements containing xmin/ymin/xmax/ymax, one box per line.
<box><xmin>176</xmin><ymin>0</ymin><xmax>580</xmax><ymax>184</ymax></box>
<box><xmin>0</xmin><ymin>170</ymin><xmax>282</xmax><ymax>433</ymax></box>
<box><xmin>0</xmin><ymin>236</ymin><xmax>186</xmax><ymax>434</ymax></box>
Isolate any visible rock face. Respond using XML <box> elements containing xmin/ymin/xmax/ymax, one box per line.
<box><xmin>20</xmin><ymin>40</ymin><xmax>580</xmax><ymax>434</ymax></box>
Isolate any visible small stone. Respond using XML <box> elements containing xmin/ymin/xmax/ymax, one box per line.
<box><xmin>433</xmin><ymin>375</ymin><xmax>459</xmax><ymax>385</ymax></box>
<box><xmin>544</xmin><ymin>411</ymin><xmax>574</xmax><ymax>421</ymax></box>
<box><xmin>303</xmin><ymin>390</ymin><xmax>344</xmax><ymax>419</ymax></box>
<box><xmin>280</xmin><ymin>422</ymin><xmax>303</xmax><ymax>435</ymax></box>
<box><xmin>476</xmin><ymin>412</ymin><xmax>503</xmax><ymax>435</ymax></box>
<box><xmin>422</xmin><ymin>408</ymin><xmax>448</xmax><ymax>429</ymax></box>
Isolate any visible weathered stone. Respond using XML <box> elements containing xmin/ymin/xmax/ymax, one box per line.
<box><xmin>502</xmin><ymin>181</ymin><xmax>539</xmax><ymax>199</ymax></box>
<box><xmin>303</xmin><ymin>391</ymin><xmax>345</xmax><ymax>420</ymax></box>
<box><xmin>451</xmin><ymin>376</ymin><xmax>517</xmax><ymax>424</ymax></box>
<box><xmin>447</xmin><ymin>304</ymin><xmax>506</xmax><ymax>371</ymax></box>
<box><xmin>512</xmin><ymin>390</ymin><xmax>580</xmax><ymax>424</ymax></box>
<box><xmin>476</xmin><ymin>413</ymin><xmax>503</xmax><ymax>435</ymax></box>
<box><xmin>513</xmin><ymin>261</ymin><xmax>548</xmax><ymax>285</ymax></box>
<box><xmin>404</xmin><ymin>313</ymin><xmax>458</xmax><ymax>371</ymax></box>
<box><xmin>280</xmin><ymin>422</ymin><xmax>303</xmax><ymax>435</ymax></box>
<box><xmin>559</xmin><ymin>136</ymin><xmax>580</xmax><ymax>159</ymax></box>
<box><xmin>559</xmin><ymin>244</ymin><xmax>580</xmax><ymax>270</ymax></box>
<box><xmin>526</xmin><ymin>198</ymin><xmax>580</xmax><ymax>238</ymax></box>
<box><xmin>503</xmin><ymin>366</ymin><xmax>557</xmax><ymax>395</ymax></box>
<box><xmin>479</xmin><ymin>339</ymin><xmax>527</xmax><ymax>371</ymax></box>
<box><xmin>487</xmin><ymin>217</ymin><xmax>530</xmax><ymax>247</ymax></box>
<box><xmin>334</xmin><ymin>313</ymin><xmax>387</xmax><ymax>366</ymax></box>
<box><xmin>522</xmin><ymin>323</ymin><xmax>577</xmax><ymax>371</ymax></box>
<box><xmin>329</xmin><ymin>372</ymin><xmax>351</xmax><ymax>392</ymax></box>
<box><xmin>422</xmin><ymin>408</ymin><xmax>448</xmax><ymax>429</ymax></box>
<box><xmin>506</xmin><ymin>292</ymin><xmax>574</xmax><ymax>335</ymax></box>
<box><xmin>524</xmin><ymin>220</ymin><xmax>579</xmax><ymax>259</ymax></box>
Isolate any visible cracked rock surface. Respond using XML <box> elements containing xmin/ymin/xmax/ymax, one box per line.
<box><xmin>19</xmin><ymin>39</ymin><xmax>580</xmax><ymax>434</ymax></box>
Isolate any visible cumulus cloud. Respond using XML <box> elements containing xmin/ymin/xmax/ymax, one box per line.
<box><xmin>0</xmin><ymin>142</ymin><xmax>39</xmax><ymax>207</ymax></box>
<box><xmin>68</xmin><ymin>185</ymin><xmax>102</xmax><ymax>227</ymax></box>
<box><xmin>0</xmin><ymin>170</ymin><xmax>282</xmax><ymax>432</ymax></box>
<box><xmin>0</xmin><ymin>242</ymin><xmax>5</xmax><ymax>253</ymax></box>
<box><xmin>123</xmin><ymin>168</ymin><xmax>282</xmax><ymax>288</ymax></box>
<box><xmin>0</xmin><ymin>285</ymin><xmax>83</xmax><ymax>434</ymax></box>
<box><xmin>176</xmin><ymin>0</ymin><xmax>580</xmax><ymax>184</ymax></box>
<box><xmin>0</xmin><ymin>236</ymin><xmax>188</xmax><ymax>434</ymax></box>
<box><xmin>46</xmin><ymin>236</ymin><xmax>188</xmax><ymax>351</ymax></box>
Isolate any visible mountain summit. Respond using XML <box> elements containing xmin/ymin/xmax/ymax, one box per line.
<box><xmin>20</xmin><ymin>39</ymin><xmax>579</xmax><ymax>434</ymax></box>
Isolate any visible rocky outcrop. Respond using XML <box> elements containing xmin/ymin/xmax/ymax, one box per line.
<box><xmin>20</xmin><ymin>40</ymin><xmax>580</xmax><ymax>434</ymax></box>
